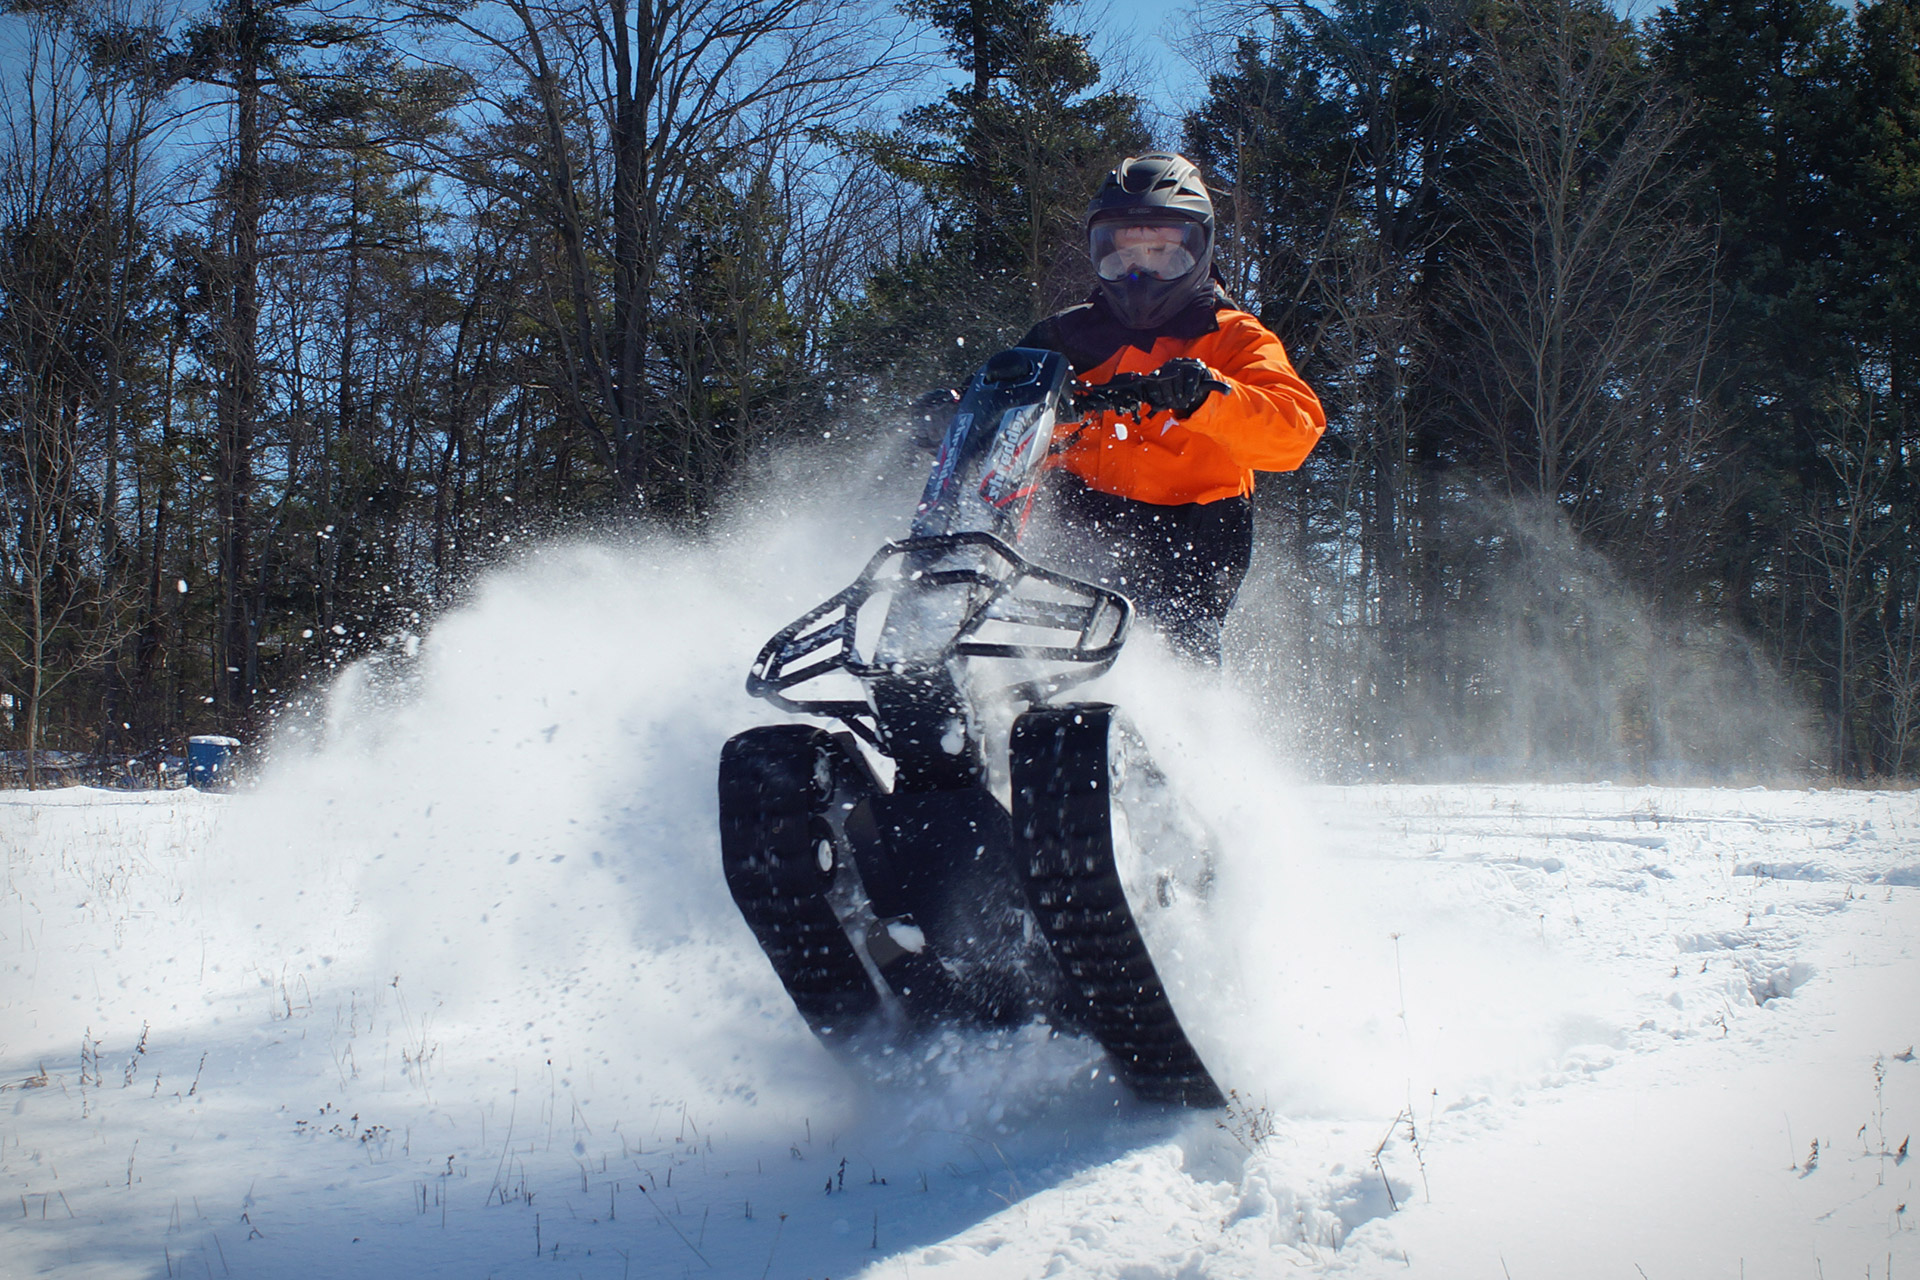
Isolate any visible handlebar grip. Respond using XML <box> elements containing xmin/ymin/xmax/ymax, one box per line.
<box><xmin>1066</xmin><ymin>367</ymin><xmax>1230</xmax><ymax>418</ymax></box>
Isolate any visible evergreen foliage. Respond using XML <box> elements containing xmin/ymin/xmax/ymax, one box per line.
<box><xmin>829</xmin><ymin>0</ymin><xmax>1148</xmax><ymax>396</ymax></box>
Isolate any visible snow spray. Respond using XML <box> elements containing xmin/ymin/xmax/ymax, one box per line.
<box><xmin>207</xmin><ymin>437</ymin><xmax>1629</xmax><ymax>1141</ymax></box>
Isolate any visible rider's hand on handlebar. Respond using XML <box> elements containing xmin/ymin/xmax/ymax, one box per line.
<box><xmin>1069</xmin><ymin>359</ymin><xmax>1230</xmax><ymax>420</ymax></box>
<box><xmin>1153</xmin><ymin>358</ymin><xmax>1227</xmax><ymax>417</ymax></box>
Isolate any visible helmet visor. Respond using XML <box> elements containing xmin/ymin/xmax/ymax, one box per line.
<box><xmin>1090</xmin><ymin>219</ymin><xmax>1207</xmax><ymax>282</ymax></box>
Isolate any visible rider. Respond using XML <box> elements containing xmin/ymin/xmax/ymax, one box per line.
<box><xmin>1021</xmin><ymin>152</ymin><xmax>1325</xmax><ymax>664</ymax></box>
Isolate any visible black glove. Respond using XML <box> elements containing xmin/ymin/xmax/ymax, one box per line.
<box><xmin>908</xmin><ymin>387</ymin><xmax>959</xmax><ymax>451</ymax></box>
<box><xmin>1067</xmin><ymin>360</ymin><xmax>1231</xmax><ymax>420</ymax></box>
<box><xmin>1151</xmin><ymin>358</ymin><xmax>1228</xmax><ymax>418</ymax></box>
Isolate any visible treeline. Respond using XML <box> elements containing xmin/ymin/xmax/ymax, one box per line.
<box><xmin>1</xmin><ymin>0</ymin><xmax>1915</xmax><ymax>781</ymax></box>
<box><xmin>1193</xmin><ymin>0</ymin><xmax>1920</xmax><ymax>778</ymax></box>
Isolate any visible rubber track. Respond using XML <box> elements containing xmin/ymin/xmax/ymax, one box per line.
<box><xmin>1011</xmin><ymin>706</ymin><xmax>1226</xmax><ymax>1108</ymax></box>
<box><xmin>719</xmin><ymin>726</ymin><xmax>880</xmax><ymax>1039</ymax></box>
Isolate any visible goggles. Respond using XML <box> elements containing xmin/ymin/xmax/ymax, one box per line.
<box><xmin>1090</xmin><ymin>219</ymin><xmax>1207</xmax><ymax>282</ymax></box>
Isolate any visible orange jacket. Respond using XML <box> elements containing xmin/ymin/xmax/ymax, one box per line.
<box><xmin>1044</xmin><ymin>307</ymin><xmax>1325</xmax><ymax>506</ymax></box>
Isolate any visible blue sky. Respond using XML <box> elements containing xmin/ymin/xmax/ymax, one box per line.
<box><xmin>1088</xmin><ymin>0</ymin><xmax>1214</xmax><ymax>134</ymax></box>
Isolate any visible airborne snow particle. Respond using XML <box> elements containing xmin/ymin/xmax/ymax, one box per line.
<box><xmin>886</xmin><ymin>921</ymin><xmax>926</xmax><ymax>953</ymax></box>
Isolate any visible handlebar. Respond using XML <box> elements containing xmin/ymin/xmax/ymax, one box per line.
<box><xmin>1065</xmin><ymin>363</ymin><xmax>1230</xmax><ymax>420</ymax></box>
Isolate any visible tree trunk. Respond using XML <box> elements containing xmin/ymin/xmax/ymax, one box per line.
<box><xmin>216</xmin><ymin>0</ymin><xmax>264</xmax><ymax>725</ymax></box>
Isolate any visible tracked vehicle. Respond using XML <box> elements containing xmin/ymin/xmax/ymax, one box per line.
<box><xmin>718</xmin><ymin>347</ymin><xmax>1226</xmax><ymax>1107</ymax></box>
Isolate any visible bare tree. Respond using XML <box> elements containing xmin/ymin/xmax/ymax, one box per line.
<box><xmin>0</xmin><ymin>0</ymin><xmax>164</xmax><ymax>782</ymax></box>
<box><xmin>1880</xmin><ymin>577</ymin><xmax>1920</xmax><ymax>776</ymax></box>
<box><xmin>1186</xmin><ymin>0</ymin><xmax>1473</xmax><ymax>765</ymax></box>
<box><xmin>0</xmin><ymin>403</ymin><xmax>138</xmax><ymax>785</ymax></box>
<box><xmin>1443</xmin><ymin>0</ymin><xmax>1719</xmax><ymax>536</ymax></box>
<box><xmin>413</xmin><ymin>0</ymin><xmax>917</xmax><ymax>511</ymax></box>
<box><xmin>1799</xmin><ymin>393</ymin><xmax>1899</xmax><ymax>775</ymax></box>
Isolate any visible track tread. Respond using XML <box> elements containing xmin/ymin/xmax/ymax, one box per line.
<box><xmin>1011</xmin><ymin>704</ymin><xmax>1225</xmax><ymax>1108</ymax></box>
<box><xmin>719</xmin><ymin>727</ymin><xmax>881</xmax><ymax>1039</ymax></box>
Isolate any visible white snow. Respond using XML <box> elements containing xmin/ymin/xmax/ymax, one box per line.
<box><xmin>886</xmin><ymin>922</ymin><xmax>928</xmax><ymax>954</ymax></box>
<box><xmin>3</xmin><ymin>519</ymin><xmax>1918</xmax><ymax>1279</ymax></box>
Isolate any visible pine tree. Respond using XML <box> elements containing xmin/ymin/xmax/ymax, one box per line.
<box><xmin>166</xmin><ymin>0</ymin><xmax>383</xmax><ymax>722</ymax></box>
<box><xmin>833</xmin><ymin>0</ymin><xmax>1148</xmax><ymax>395</ymax></box>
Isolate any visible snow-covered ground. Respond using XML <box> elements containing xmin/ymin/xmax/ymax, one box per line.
<box><xmin>4</xmin><ymin>532</ymin><xmax>1918</xmax><ymax>1279</ymax></box>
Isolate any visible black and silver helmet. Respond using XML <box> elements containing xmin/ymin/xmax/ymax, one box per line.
<box><xmin>1086</xmin><ymin>153</ymin><xmax>1215</xmax><ymax>331</ymax></box>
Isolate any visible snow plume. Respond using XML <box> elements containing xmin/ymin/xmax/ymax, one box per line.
<box><xmin>134</xmin><ymin>443</ymin><xmax>1662</xmax><ymax>1275</ymax></box>
<box><xmin>1088</xmin><ymin>646</ymin><xmax>1619</xmax><ymax>1123</ymax></box>
<box><xmin>224</xmin><ymin>442</ymin><xmax>923</xmax><ymax>1116</ymax></box>
<box><xmin>16</xmin><ymin>416</ymin><xmax>1920</xmax><ymax>1278</ymax></box>
<box><xmin>1231</xmin><ymin>495</ymin><xmax>1819</xmax><ymax>783</ymax></box>
<box><xmin>228</xmin><ymin>451</ymin><xmax>1611</xmax><ymax>1124</ymax></box>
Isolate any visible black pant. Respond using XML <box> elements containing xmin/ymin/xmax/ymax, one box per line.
<box><xmin>1043</xmin><ymin>481</ymin><xmax>1254</xmax><ymax>666</ymax></box>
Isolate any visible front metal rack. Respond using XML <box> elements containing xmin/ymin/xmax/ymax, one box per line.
<box><xmin>746</xmin><ymin>531</ymin><xmax>1131</xmax><ymax>750</ymax></box>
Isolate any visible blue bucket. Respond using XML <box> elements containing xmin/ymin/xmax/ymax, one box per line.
<box><xmin>187</xmin><ymin>735</ymin><xmax>241</xmax><ymax>790</ymax></box>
